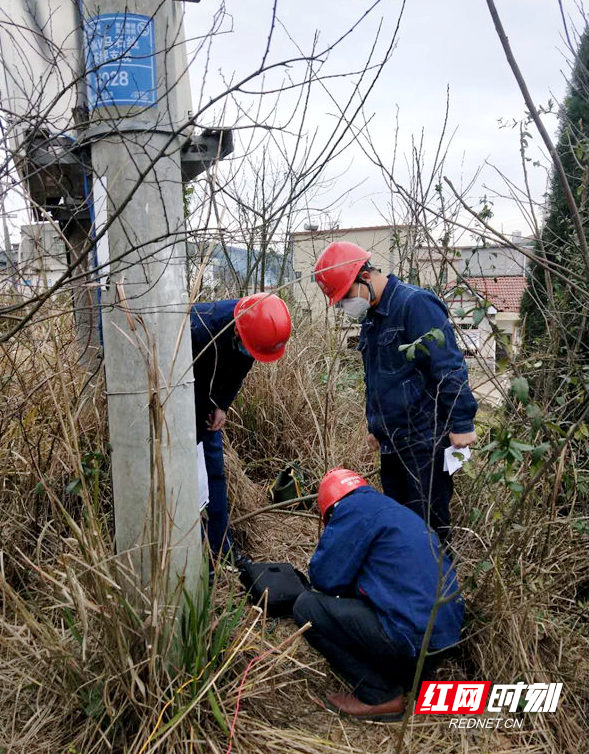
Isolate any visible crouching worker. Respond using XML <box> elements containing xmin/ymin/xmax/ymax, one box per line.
<box><xmin>190</xmin><ymin>293</ymin><xmax>291</xmax><ymax>564</ymax></box>
<box><xmin>293</xmin><ymin>468</ymin><xmax>464</xmax><ymax>722</ymax></box>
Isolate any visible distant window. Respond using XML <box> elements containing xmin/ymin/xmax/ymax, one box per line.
<box><xmin>295</xmin><ymin>271</ymin><xmax>302</xmax><ymax>280</ymax></box>
<box><xmin>458</xmin><ymin>324</ymin><xmax>480</xmax><ymax>357</ymax></box>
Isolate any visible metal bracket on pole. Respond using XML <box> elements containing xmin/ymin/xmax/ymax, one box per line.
<box><xmin>14</xmin><ymin>131</ymin><xmax>89</xmax><ymax>221</ymax></box>
<box><xmin>180</xmin><ymin>128</ymin><xmax>233</xmax><ymax>181</ymax></box>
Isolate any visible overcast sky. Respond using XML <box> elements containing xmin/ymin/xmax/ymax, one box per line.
<box><xmin>184</xmin><ymin>0</ymin><xmax>586</xmax><ymax>241</ymax></box>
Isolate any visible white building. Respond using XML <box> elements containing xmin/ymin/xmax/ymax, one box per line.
<box><xmin>290</xmin><ymin>225</ymin><xmax>418</xmax><ymax>317</ymax></box>
<box><xmin>17</xmin><ymin>223</ymin><xmax>68</xmax><ymax>290</ymax></box>
<box><xmin>444</xmin><ymin>276</ymin><xmax>528</xmax><ymax>373</ymax></box>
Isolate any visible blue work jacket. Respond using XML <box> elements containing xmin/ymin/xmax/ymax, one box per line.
<box><xmin>359</xmin><ymin>275</ymin><xmax>477</xmax><ymax>448</ymax></box>
<box><xmin>190</xmin><ymin>300</ymin><xmax>254</xmax><ymax>434</ymax></box>
<box><xmin>309</xmin><ymin>486</ymin><xmax>464</xmax><ymax>655</ymax></box>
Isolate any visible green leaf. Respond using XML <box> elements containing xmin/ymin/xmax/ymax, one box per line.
<box><xmin>63</xmin><ymin>607</ymin><xmax>83</xmax><ymax>645</ymax></box>
<box><xmin>430</xmin><ymin>328</ymin><xmax>445</xmax><ymax>347</ymax></box>
<box><xmin>83</xmin><ymin>684</ymin><xmax>105</xmax><ymax>719</ymax></box>
<box><xmin>509</xmin><ymin>440</ymin><xmax>535</xmax><ymax>452</ymax></box>
<box><xmin>511</xmin><ymin>376</ymin><xmax>529</xmax><ymax>404</ymax></box>
<box><xmin>472</xmin><ymin>308</ymin><xmax>486</xmax><ymax>326</ymax></box>
<box><xmin>545</xmin><ymin>421</ymin><xmax>567</xmax><ymax>437</ymax></box>
<box><xmin>531</xmin><ymin>442</ymin><xmax>550</xmax><ymax>463</ymax></box>
<box><xmin>469</xmin><ymin>507</ymin><xmax>483</xmax><ymax>524</ymax></box>
<box><xmin>65</xmin><ymin>478</ymin><xmax>82</xmax><ymax>496</ymax></box>
<box><xmin>34</xmin><ymin>481</ymin><xmax>45</xmax><ymax>495</ymax></box>
<box><xmin>489</xmin><ymin>449</ymin><xmax>507</xmax><ymax>464</ymax></box>
<box><xmin>461</xmin><ymin>460</ymin><xmax>476</xmax><ymax>478</ymax></box>
<box><xmin>207</xmin><ymin>688</ymin><xmax>229</xmax><ymax>734</ymax></box>
<box><xmin>526</xmin><ymin>403</ymin><xmax>542</xmax><ymax>419</ymax></box>
<box><xmin>572</xmin><ymin>519</ymin><xmax>588</xmax><ymax>535</ymax></box>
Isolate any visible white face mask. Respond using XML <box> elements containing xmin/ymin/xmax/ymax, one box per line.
<box><xmin>340</xmin><ymin>296</ymin><xmax>370</xmax><ymax>322</ymax></box>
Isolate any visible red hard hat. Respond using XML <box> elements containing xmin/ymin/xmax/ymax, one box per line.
<box><xmin>314</xmin><ymin>242</ymin><xmax>372</xmax><ymax>305</ymax></box>
<box><xmin>317</xmin><ymin>467</ymin><xmax>369</xmax><ymax>521</ymax></box>
<box><xmin>234</xmin><ymin>293</ymin><xmax>292</xmax><ymax>362</ymax></box>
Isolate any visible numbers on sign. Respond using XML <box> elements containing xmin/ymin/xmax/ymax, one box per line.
<box><xmin>98</xmin><ymin>69</ymin><xmax>130</xmax><ymax>88</ymax></box>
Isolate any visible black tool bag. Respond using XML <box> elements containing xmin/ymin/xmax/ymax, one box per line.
<box><xmin>239</xmin><ymin>562</ymin><xmax>309</xmax><ymax>617</ymax></box>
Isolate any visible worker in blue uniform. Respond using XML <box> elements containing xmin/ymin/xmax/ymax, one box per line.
<box><xmin>293</xmin><ymin>467</ymin><xmax>464</xmax><ymax>721</ymax></box>
<box><xmin>190</xmin><ymin>293</ymin><xmax>291</xmax><ymax>562</ymax></box>
<box><xmin>313</xmin><ymin>242</ymin><xmax>478</xmax><ymax>542</ymax></box>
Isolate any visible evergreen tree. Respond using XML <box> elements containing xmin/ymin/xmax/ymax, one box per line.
<box><xmin>520</xmin><ymin>28</ymin><xmax>589</xmax><ymax>374</ymax></box>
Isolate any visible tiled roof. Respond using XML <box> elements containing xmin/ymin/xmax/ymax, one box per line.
<box><xmin>290</xmin><ymin>224</ymin><xmax>408</xmax><ymax>236</ymax></box>
<box><xmin>448</xmin><ymin>276</ymin><xmax>528</xmax><ymax>312</ymax></box>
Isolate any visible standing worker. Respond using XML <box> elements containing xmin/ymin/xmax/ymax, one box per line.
<box><xmin>313</xmin><ymin>243</ymin><xmax>477</xmax><ymax>541</ymax></box>
<box><xmin>190</xmin><ymin>293</ymin><xmax>291</xmax><ymax>565</ymax></box>
<box><xmin>293</xmin><ymin>467</ymin><xmax>464</xmax><ymax>721</ymax></box>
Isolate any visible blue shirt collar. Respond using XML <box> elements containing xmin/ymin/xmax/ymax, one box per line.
<box><xmin>372</xmin><ymin>274</ymin><xmax>400</xmax><ymax>317</ymax></box>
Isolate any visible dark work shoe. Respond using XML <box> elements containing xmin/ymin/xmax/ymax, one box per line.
<box><xmin>325</xmin><ymin>692</ymin><xmax>405</xmax><ymax>722</ymax></box>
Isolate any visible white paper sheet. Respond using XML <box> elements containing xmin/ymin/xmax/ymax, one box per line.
<box><xmin>197</xmin><ymin>441</ymin><xmax>209</xmax><ymax>511</ymax></box>
<box><xmin>443</xmin><ymin>444</ymin><xmax>472</xmax><ymax>475</ymax></box>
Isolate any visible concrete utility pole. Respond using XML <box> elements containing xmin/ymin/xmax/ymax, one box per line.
<box><xmin>83</xmin><ymin>0</ymin><xmax>201</xmax><ymax>596</ymax></box>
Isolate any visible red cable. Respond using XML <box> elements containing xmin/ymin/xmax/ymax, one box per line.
<box><xmin>225</xmin><ymin>647</ymin><xmax>275</xmax><ymax>754</ymax></box>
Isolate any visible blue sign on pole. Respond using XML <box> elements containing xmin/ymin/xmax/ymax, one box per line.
<box><xmin>84</xmin><ymin>13</ymin><xmax>157</xmax><ymax>109</ymax></box>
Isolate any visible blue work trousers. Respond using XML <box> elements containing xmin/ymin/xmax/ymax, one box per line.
<box><xmin>293</xmin><ymin>591</ymin><xmax>439</xmax><ymax>705</ymax></box>
<box><xmin>380</xmin><ymin>436</ymin><xmax>453</xmax><ymax>543</ymax></box>
<box><xmin>200</xmin><ymin>429</ymin><xmax>234</xmax><ymax>557</ymax></box>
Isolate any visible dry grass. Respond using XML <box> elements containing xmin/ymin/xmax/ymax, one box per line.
<box><xmin>1</xmin><ymin>304</ymin><xmax>588</xmax><ymax>753</ymax></box>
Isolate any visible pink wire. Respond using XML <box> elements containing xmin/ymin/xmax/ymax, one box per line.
<box><xmin>225</xmin><ymin>647</ymin><xmax>274</xmax><ymax>754</ymax></box>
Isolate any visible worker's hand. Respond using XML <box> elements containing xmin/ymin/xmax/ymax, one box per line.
<box><xmin>207</xmin><ymin>408</ymin><xmax>227</xmax><ymax>431</ymax></box>
<box><xmin>449</xmin><ymin>430</ymin><xmax>477</xmax><ymax>448</ymax></box>
<box><xmin>367</xmin><ymin>433</ymin><xmax>380</xmax><ymax>452</ymax></box>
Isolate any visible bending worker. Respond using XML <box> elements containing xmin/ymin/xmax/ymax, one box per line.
<box><xmin>313</xmin><ymin>243</ymin><xmax>477</xmax><ymax>541</ymax></box>
<box><xmin>293</xmin><ymin>467</ymin><xmax>464</xmax><ymax>721</ymax></box>
<box><xmin>190</xmin><ymin>293</ymin><xmax>291</xmax><ymax>564</ymax></box>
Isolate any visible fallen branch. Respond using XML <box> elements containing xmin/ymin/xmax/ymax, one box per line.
<box><xmin>232</xmin><ymin>467</ymin><xmax>381</xmax><ymax>525</ymax></box>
